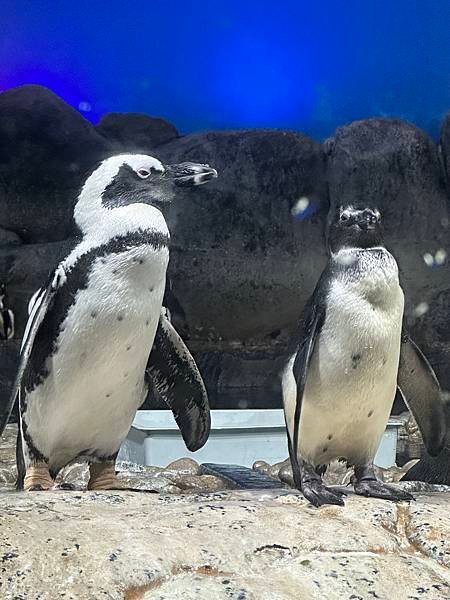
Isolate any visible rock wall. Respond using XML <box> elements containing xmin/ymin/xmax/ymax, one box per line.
<box><xmin>0</xmin><ymin>85</ymin><xmax>448</xmax><ymax>417</ymax></box>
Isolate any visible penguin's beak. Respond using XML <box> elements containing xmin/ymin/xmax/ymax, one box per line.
<box><xmin>355</xmin><ymin>209</ymin><xmax>379</xmax><ymax>230</ymax></box>
<box><xmin>166</xmin><ymin>162</ymin><xmax>218</xmax><ymax>187</ymax></box>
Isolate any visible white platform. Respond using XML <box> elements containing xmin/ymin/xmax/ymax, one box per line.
<box><xmin>118</xmin><ymin>409</ymin><xmax>401</xmax><ymax>469</ymax></box>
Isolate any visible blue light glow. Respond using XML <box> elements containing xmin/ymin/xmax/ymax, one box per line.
<box><xmin>1</xmin><ymin>0</ymin><xmax>449</xmax><ymax>138</ymax></box>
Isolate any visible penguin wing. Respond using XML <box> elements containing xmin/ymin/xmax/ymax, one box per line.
<box><xmin>291</xmin><ymin>272</ymin><xmax>328</xmax><ymax>464</ymax></box>
<box><xmin>145</xmin><ymin>311</ymin><xmax>211</xmax><ymax>452</ymax></box>
<box><xmin>0</xmin><ymin>269</ymin><xmax>64</xmax><ymax>435</ymax></box>
<box><xmin>397</xmin><ymin>332</ymin><xmax>446</xmax><ymax>457</ymax></box>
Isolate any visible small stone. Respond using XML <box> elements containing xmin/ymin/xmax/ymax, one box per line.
<box><xmin>252</xmin><ymin>461</ymin><xmax>271</xmax><ymax>475</ymax></box>
<box><xmin>163</xmin><ymin>458</ymin><xmax>200</xmax><ymax>477</ymax></box>
<box><xmin>278</xmin><ymin>464</ymin><xmax>295</xmax><ymax>488</ymax></box>
<box><xmin>167</xmin><ymin>474</ymin><xmax>230</xmax><ymax>493</ymax></box>
<box><xmin>268</xmin><ymin>459</ymin><xmax>290</xmax><ymax>480</ymax></box>
<box><xmin>56</xmin><ymin>462</ymin><xmax>90</xmax><ymax>489</ymax></box>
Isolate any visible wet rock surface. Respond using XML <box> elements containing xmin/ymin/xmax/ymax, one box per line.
<box><xmin>0</xmin><ymin>488</ymin><xmax>449</xmax><ymax>599</ymax></box>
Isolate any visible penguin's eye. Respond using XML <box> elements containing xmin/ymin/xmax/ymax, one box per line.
<box><xmin>137</xmin><ymin>169</ymin><xmax>151</xmax><ymax>179</ymax></box>
<box><xmin>340</xmin><ymin>213</ymin><xmax>350</xmax><ymax>222</ymax></box>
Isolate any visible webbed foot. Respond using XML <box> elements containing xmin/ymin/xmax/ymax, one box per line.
<box><xmin>302</xmin><ymin>479</ymin><xmax>346</xmax><ymax>507</ymax></box>
<box><xmin>24</xmin><ymin>462</ymin><xmax>53</xmax><ymax>492</ymax></box>
<box><xmin>354</xmin><ymin>464</ymin><xmax>414</xmax><ymax>502</ymax></box>
<box><xmin>87</xmin><ymin>461</ymin><xmax>118</xmax><ymax>491</ymax></box>
<box><xmin>354</xmin><ymin>479</ymin><xmax>414</xmax><ymax>502</ymax></box>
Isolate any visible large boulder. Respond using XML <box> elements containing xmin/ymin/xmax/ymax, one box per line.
<box><xmin>156</xmin><ymin>130</ymin><xmax>328</xmax><ymax>341</ymax></box>
<box><xmin>326</xmin><ymin>118</ymin><xmax>450</xmax><ymax>389</ymax></box>
<box><xmin>0</xmin><ymin>85</ymin><xmax>113</xmax><ymax>243</ymax></box>
<box><xmin>97</xmin><ymin>112</ymin><xmax>179</xmax><ymax>150</ymax></box>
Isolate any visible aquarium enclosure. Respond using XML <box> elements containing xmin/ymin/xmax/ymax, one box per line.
<box><xmin>0</xmin><ymin>1</ymin><xmax>449</xmax><ymax>598</ymax></box>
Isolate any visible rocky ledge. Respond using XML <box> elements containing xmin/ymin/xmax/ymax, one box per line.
<box><xmin>0</xmin><ymin>488</ymin><xmax>449</xmax><ymax>599</ymax></box>
<box><xmin>1</xmin><ymin>424</ymin><xmax>450</xmax><ymax>599</ymax></box>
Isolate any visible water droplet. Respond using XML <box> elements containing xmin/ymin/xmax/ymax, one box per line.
<box><xmin>291</xmin><ymin>197</ymin><xmax>310</xmax><ymax>216</ymax></box>
<box><xmin>413</xmin><ymin>302</ymin><xmax>429</xmax><ymax>317</ymax></box>
<box><xmin>434</xmin><ymin>248</ymin><xmax>447</xmax><ymax>266</ymax></box>
<box><xmin>78</xmin><ymin>101</ymin><xmax>92</xmax><ymax>112</ymax></box>
<box><xmin>423</xmin><ymin>253</ymin><xmax>434</xmax><ymax>267</ymax></box>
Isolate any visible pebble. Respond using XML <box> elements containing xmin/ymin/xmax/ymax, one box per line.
<box><xmin>163</xmin><ymin>457</ymin><xmax>201</xmax><ymax>477</ymax></box>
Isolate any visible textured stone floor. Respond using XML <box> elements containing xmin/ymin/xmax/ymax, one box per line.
<box><xmin>1</xmin><ymin>487</ymin><xmax>449</xmax><ymax>599</ymax></box>
<box><xmin>1</xmin><ymin>424</ymin><xmax>449</xmax><ymax>599</ymax></box>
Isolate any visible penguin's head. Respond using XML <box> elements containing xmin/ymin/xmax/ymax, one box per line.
<box><xmin>99</xmin><ymin>155</ymin><xmax>218</xmax><ymax>208</ymax></box>
<box><xmin>75</xmin><ymin>154</ymin><xmax>217</xmax><ymax>233</ymax></box>
<box><xmin>326</xmin><ymin>205</ymin><xmax>383</xmax><ymax>254</ymax></box>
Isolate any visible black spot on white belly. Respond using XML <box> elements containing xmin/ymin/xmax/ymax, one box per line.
<box><xmin>117</xmin><ymin>314</ymin><xmax>124</xmax><ymax>321</ymax></box>
<box><xmin>322</xmin><ymin>446</ymin><xmax>328</xmax><ymax>453</ymax></box>
<box><xmin>126</xmin><ymin>345</ymin><xmax>131</xmax><ymax>351</ymax></box>
<box><xmin>352</xmin><ymin>353</ymin><xmax>362</xmax><ymax>369</ymax></box>
<box><xmin>91</xmin><ymin>311</ymin><xmax>97</xmax><ymax>318</ymax></box>
<box><xmin>106</xmin><ymin>393</ymin><xmax>111</xmax><ymax>398</ymax></box>
<box><xmin>327</xmin><ymin>434</ymin><xmax>333</xmax><ymax>440</ymax></box>
<box><xmin>145</xmin><ymin>320</ymin><xmax>150</xmax><ymax>326</ymax></box>
<box><xmin>367</xmin><ymin>410</ymin><xmax>374</xmax><ymax>418</ymax></box>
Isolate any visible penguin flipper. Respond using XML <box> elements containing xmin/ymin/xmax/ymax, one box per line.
<box><xmin>290</xmin><ymin>285</ymin><xmax>327</xmax><ymax>470</ymax></box>
<box><xmin>397</xmin><ymin>332</ymin><xmax>446</xmax><ymax>457</ymax></box>
<box><xmin>146</xmin><ymin>311</ymin><xmax>211</xmax><ymax>452</ymax></box>
<box><xmin>0</xmin><ymin>272</ymin><xmax>62</xmax><ymax>435</ymax></box>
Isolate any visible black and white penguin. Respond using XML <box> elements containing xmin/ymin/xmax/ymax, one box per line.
<box><xmin>282</xmin><ymin>205</ymin><xmax>446</xmax><ymax>507</ymax></box>
<box><xmin>0</xmin><ymin>153</ymin><xmax>217</xmax><ymax>491</ymax></box>
<box><xmin>0</xmin><ymin>284</ymin><xmax>15</xmax><ymax>340</ymax></box>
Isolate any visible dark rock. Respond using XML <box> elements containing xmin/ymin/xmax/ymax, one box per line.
<box><xmin>0</xmin><ymin>85</ymin><xmax>113</xmax><ymax>243</ymax></box>
<box><xmin>440</xmin><ymin>111</ymin><xmax>450</xmax><ymax>189</ymax></box>
<box><xmin>0</xmin><ymin>228</ymin><xmax>22</xmax><ymax>246</ymax></box>
<box><xmin>97</xmin><ymin>113</ymin><xmax>178</xmax><ymax>150</ymax></box>
<box><xmin>156</xmin><ymin>129</ymin><xmax>328</xmax><ymax>342</ymax></box>
<box><xmin>0</xmin><ymin>341</ymin><xmax>20</xmax><ymax>424</ymax></box>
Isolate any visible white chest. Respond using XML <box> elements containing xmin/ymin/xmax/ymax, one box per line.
<box><xmin>25</xmin><ymin>243</ymin><xmax>169</xmax><ymax>468</ymax></box>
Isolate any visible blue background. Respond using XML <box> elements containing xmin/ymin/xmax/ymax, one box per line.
<box><xmin>1</xmin><ymin>0</ymin><xmax>449</xmax><ymax>138</ymax></box>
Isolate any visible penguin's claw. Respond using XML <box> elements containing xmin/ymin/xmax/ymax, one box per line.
<box><xmin>301</xmin><ymin>481</ymin><xmax>346</xmax><ymax>507</ymax></box>
<box><xmin>354</xmin><ymin>479</ymin><xmax>414</xmax><ymax>502</ymax></box>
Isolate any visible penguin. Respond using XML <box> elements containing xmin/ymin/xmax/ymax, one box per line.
<box><xmin>0</xmin><ymin>284</ymin><xmax>15</xmax><ymax>340</ymax></box>
<box><xmin>282</xmin><ymin>205</ymin><xmax>446</xmax><ymax>507</ymax></box>
<box><xmin>0</xmin><ymin>153</ymin><xmax>218</xmax><ymax>492</ymax></box>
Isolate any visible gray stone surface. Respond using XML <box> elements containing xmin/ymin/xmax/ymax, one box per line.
<box><xmin>97</xmin><ymin>112</ymin><xmax>179</xmax><ymax>150</ymax></box>
<box><xmin>0</xmin><ymin>488</ymin><xmax>449</xmax><ymax>599</ymax></box>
